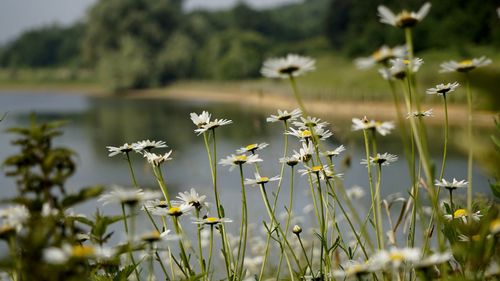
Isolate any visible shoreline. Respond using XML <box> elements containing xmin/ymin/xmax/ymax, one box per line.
<box><xmin>0</xmin><ymin>84</ymin><xmax>497</xmax><ymax>127</ymax></box>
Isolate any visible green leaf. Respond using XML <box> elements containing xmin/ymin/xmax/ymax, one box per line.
<box><xmin>489</xmin><ymin>181</ymin><xmax>500</xmax><ymax>199</ymax></box>
<box><xmin>62</xmin><ymin>185</ymin><xmax>104</xmax><ymax>207</ymax></box>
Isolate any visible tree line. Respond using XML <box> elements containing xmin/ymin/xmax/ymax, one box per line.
<box><xmin>0</xmin><ymin>0</ymin><xmax>498</xmax><ymax>91</ymax></box>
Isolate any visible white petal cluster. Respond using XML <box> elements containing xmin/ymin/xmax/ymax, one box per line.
<box><xmin>261</xmin><ymin>54</ymin><xmax>316</xmax><ymax>79</ymax></box>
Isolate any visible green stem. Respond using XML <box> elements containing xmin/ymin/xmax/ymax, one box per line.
<box><xmin>126</xmin><ymin>152</ymin><xmax>138</xmax><ymax>187</ymax></box>
<box><xmin>235</xmin><ymin>164</ymin><xmax>248</xmax><ymax>280</ymax></box>
<box><xmin>289</xmin><ymin>75</ymin><xmax>307</xmax><ymax>115</ymax></box>
<box><xmin>375</xmin><ymin>164</ymin><xmax>384</xmax><ymax>250</ymax></box>
<box><xmin>121</xmin><ymin>203</ymin><xmax>141</xmax><ymax>281</ymax></box>
<box><xmin>153</xmin><ymin>166</ymin><xmax>171</xmax><ymax>204</ymax></box>
<box><xmin>195</xmin><ymin>209</ymin><xmax>206</xmax><ymax>276</ymax></box>
<box><xmin>173</xmin><ymin>217</ymin><xmax>193</xmax><ymax>277</ymax></box>
<box><xmin>297</xmin><ymin>234</ymin><xmax>314</xmax><ymax>278</ymax></box>
<box><xmin>362</xmin><ymin>129</ymin><xmax>380</xmax><ymax>249</ymax></box>
<box><xmin>465</xmin><ymin>75</ymin><xmax>473</xmax><ymax>219</ymax></box>
<box><xmin>439</xmin><ymin>94</ymin><xmax>449</xmax><ymax>180</ymax></box>
<box><xmin>207</xmin><ymin>226</ymin><xmax>215</xmax><ymax>281</ymax></box>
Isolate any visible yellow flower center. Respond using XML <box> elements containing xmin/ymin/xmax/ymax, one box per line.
<box><xmin>390</xmin><ymin>252</ymin><xmax>405</xmax><ymax>261</ymax></box>
<box><xmin>459</xmin><ymin>60</ymin><xmax>473</xmax><ymax>66</ymax></box>
<box><xmin>311</xmin><ymin>166</ymin><xmax>323</xmax><ymax>173</ymax></box>
<box><xmin>72</xmin><ymin>245</ymin><xmax>95</xmax><ymax>257</ymax></box>
<box><xmin>396</xmin><ymin>10</ymin><xmax>418</xmax><ymax>27</ymax></box>
<box><xmin>157</xmin><ymin>200</ymin><xmax>168</xmax><ymax>208</ymax></box>
<box><xmin>301</xmin><ymin>130</ymin><xmax>312</xmax><ymax>138</ymax></box>
<box><xmin>490</xmin><ymin>219</ymin><xmax>500</xmax><ymax>233</ymax></box>
<box><xmin>205</xmin><ymin>217</ymin><xmax>219</xmax><ymax>224</ymax></box>
<box><xmin>141</xmin><ymin>230</ymin><xmax>161</xmax><ymax>242</ymax></box>
<box><xmin>258</xmin><ymin>176</ymin><xmax>270</xmax><ymax>183</ymax></box>
<box><xmin>234</xmin><ymin>155</ymin><xmax>247</xmax><ymax>164</ymax></box>
<box><xmin>472</xmin><ymin>234</ymin><xmax>481</xmax><ymax>241</ymax></box>
<box><xmin>454</xmin><ymin>209</ymin><xmax>467</xmax><ymax>218</ymax></box>
<box><xmin>169</xmin><ymin>207</ymin><xmax>182</xmax><ymax>216</ymax></box>
<box><xmin>245</xmin><ymin>144</ymin><xmax>258</xmax><ymax>151</ymax></box>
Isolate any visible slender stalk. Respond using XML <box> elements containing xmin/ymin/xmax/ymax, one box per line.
<box><xmin>206</xmin><ymin>226</ymin><xmax>215</xmax><ymax>281</ymax></box>
<box><xmin>121</xmin><ymin>203</ymin><xmax>141</xmax><ymax>281</ymax></box>
<box><xmin>439</xmin><ymin>94</ymin><xmax>450</xmax><ymax>180</ymax></box>
<box><xmin>125</xmin><ymin>152</ymin><xmax>138</xmax><ymax>187</ymax></box>
<box><xmin>465</xmin><ymin>75</ymin><xmax>473</xmax><ymax>219</ymax></box>
<box><xmin>152</xmin><ymin>166</ymin><xmax>171</xmax><ymax>204</ymax></box>
<box><xmin>173</xmin><ymin>217</ymin><xmax>193</xmax><ymax>277</ymax></box>
<box><xmin>362</xmin><ymin>129</ymin><xmax>381</xmax><ymax>249</ymax></box>
<box><xmin>195</xmin><ymin>209</ymin><xmax>206</xmax><ymax>276</ymax></box>
<box><xmin>296</xmin><ymin>233</ymin><xmax>314</xmax><ymax>278</ymax></box>
<box><xmin>289</xmin><ymin>75</ymin><xmax>307</xmax><ymax>115</ymax></box>
<box><xmin>375</xmin><ymin>164</ymin><xmax>384</xmax><ymax>250</ymax></box>
<box><xmin>235</xmin><ymin>164</ymin><xmax>248</xmax><ymax>280</ymax></box>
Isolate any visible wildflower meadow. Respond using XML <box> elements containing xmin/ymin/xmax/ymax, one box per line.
<box><xmin>1</xmin><ymin>3</ymin><xmax>499</xmax><ymax>281</ymax></box>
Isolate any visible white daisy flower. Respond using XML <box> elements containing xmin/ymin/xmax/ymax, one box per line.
<box><xmin>106</xmin><ymin>143</ymin><xmax>136</xmax><ymax>157</ymax></box>
<box><xmin>332</xmin><ymin>260</ymin><xmax>371</xmax><ymax>278</ymax></box>
<box><xmin>236</xmin><ymin>143</ymin><xmax>269</xmax><ymax>154</ymax></box>
<box><xmin>261</xmin><ymin>54</ymin><xmax>316</xmax><ymax>79</ymax></box>
<box><xmin>434</xmin><ymin>178</ymin><xmax>468</xmax><ymax>191</ymax></box>
<box><xmin>0</xmin><ymin>205</ymin><xmax>30</xmax><ymax>233</ymax></box>
<box><xmin>298</xmin><ymin>165</ymin><xmax>329</xmax><ymax>176</ymax></box>
<box><xmin>173</xmin><ymin>188</ymin><xmax>209</xmax><ymax>210</ymax></box>
<box><xmin>321</xmin><ymin>145</ymin><xmax>346</xmax><ymax>158</ymax></box>
<box><xmin>352</xmin><ymin>117</ymin><xmax>394</xmax><ymax>136</ymax></box>
<box><xmin>414</xmin><ymin>252</ymin><xmax>452</xmax><ymax>268</ymax></box>
<box><xmin>166</xmin><ymin>203</ymin><xmax>194</xmax><ymax>217</ymax></box>
<box><xmin>292</xmin><ymin>116</ymin><xmax>328</xmax><ymax>129</ymax></box>
<box><xmin>266</xmin><ymin>108</ymin><xmax>302</xmax><ymax>123</ymax></box>
<box><xmin>346</xmin><ymin>185</ymin><xmax>365</xmax><ymax>200</ymax></box>
<box><xmin>190</xmin><ymin>111</ymin><xmax>211</xmax><ymax>127</ymax></box>
<box><xmin>378</xmin><ymin>2</ymin><xmax>431</xmax><ymax>28</ymax></box>
<box><xmin>98</xmin><ymin>186</ymin><xmax>161</xmax><ymax>206</ymax></box>
<box><xmin>279</xmin><ymin>155</ymin><xmax>301</xmax><ymax>167</ymax></box>
<box><xmin>318</xmin><ymin>167</ymin><xmax>343</xmax><ymax>181</ymax></box>
<box><xmin>407</xmin><ymin>109</ymin><xmax>434</xmax><ymax>118</ymax></box>
<box><xmin>140</xmin><ymin>229</ymin><xmax>178</xmax><ymax>243</ymax></box>
<box><xmin>286</xmin><ymin>127</ymin><xmax>332</xmax><ymax>141</ymax></box>
<box><xmin>144</xmin><ymin>150</ymin><xmax>173</xmax><ymax>166</ymax></box>
<box><xmin>194</xmin><ymin>118</ymin><xmax>233</xmax><ymax>135</ymax></box>
<box><xmin>219</xmin><ymin>154</ymin><xmax>262</xmax><ymax>171</ymax></box>
<box><xmin>361</xmin><ymin>152</ymin><xmax>398</xmax><ymax>167</ymax></box>
<box><xmin>292</xmin><ymin>142</ymin><xmax>315</xmax><ymax>163</ymax></box>
<box><xmin>43</xmin><ymin>244</ymin><xmax>116</xmax><ymax>264</ymax></box>
<box><xmin>142</xmin><ymin>199</ymin><xmax>170</xmax><ymax>216</ymax></box>
<box><xmin>444</xmin><ymin>208</ymin><xmax>482</xmax><ymax>223</ymax></box>
<box><xmin>369</xmin><ymin>247</ymin><xmax>421</xmax><ymax>269</ymax></box>
<box><xmin>244</xmin><ymin>172</ymin><xmax>280</xmax><ymax>187</ymax></box>
<box><xmin>379</xmin><ymin>58</ymin><xmax>423</xmax><ymax>80</ymax></box>
<box><xmin>426</xmin><ymin>82</ymin><xmax>460</xmax><ymax>96</ymax></box>
<box><xmin>193</xmin><ymin>217</ymin><xmax>233</xmax><ymax>226</ymax></box>
<box><xmin>132</xmin><ymin>140</ymin><xmax>167</xmax><ymax>152</ymax></box>
<box><xmin>354</xmin><ymin>45</ymin><xmax>407</xmax><ymax>69</ymax></box>
<box><xmin>440</xmin><ymin>57</ymin><xmax>492</xmax><ymax>73</ymax></box>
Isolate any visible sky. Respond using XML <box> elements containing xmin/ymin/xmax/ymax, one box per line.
<box><xmin>0</xmin><ymin>0</ymin><xmax>301</xmax><ymax>44</ymax></box>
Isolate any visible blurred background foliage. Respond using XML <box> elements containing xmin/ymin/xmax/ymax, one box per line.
<box><xmin>0</xmin><ymin>0</ymin><xmax>498</xmax><ymax>92</ymax></box>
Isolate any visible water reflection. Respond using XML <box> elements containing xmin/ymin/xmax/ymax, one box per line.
<box><xmin>0</xmin><ymin>92</ymin><xmax>495</xmax><ymax>237</ymax></box>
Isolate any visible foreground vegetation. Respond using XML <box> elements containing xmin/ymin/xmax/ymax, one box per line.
<box><xmin>0</xmin><ymin>2</ymin><xmax>499</xmax><ymax>281</ymax></box>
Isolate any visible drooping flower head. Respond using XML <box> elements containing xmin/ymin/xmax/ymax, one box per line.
<box><xmin>193</xmin><ymin>217</ymin><xmax>233</xmax><ymax>226</ymax></box>
<box><xmin>219</xmin><ymin>154</ymin><xmax>263</xmax><ymax>171</ymax></box>
<box><xmin>98</xmin><ymin>186</ymin><xmax>161</xmax><ymax>206</ymax></box>
<box><xmin>407</xmin><ymin>109</ymin><xmax>434</xmax><ymax>119</ymax></box>
<box><xmin>106</xmin><ymin>143</ymin><xmax>137</xmax><ymax>157</ymax></box>
<box><xmin>190</xmin><ymin>111</ymin><xmax>212</xmax><ymax>128</ymax></box>
<box><xmin>132</xmin><ymin>140</ymin><xmax>167</xmax><ymax>153</ymax></box>
<box><xmin>440</xmin><ymin>57</ymin><xmax>492</xmax><ymax>73</ymax></box>
<box><xmin>236</xmin><ymin>143</ymin><xmax>269</xmax><ymax>154</ymax></box>
<box><xmin>379</xmin><ymin>58</ymin><xmax>423</xmax><ymax>80</ymax></box>
<box><xmin>173</xmin><ymin>188</ymin><xmax>209</xmax><ymax>210</ymax></box>
<box><xmin>143</xmin><ymin>151</ymin><xmax>173</xmax><ymax>166</ymax></box>
<box><xmin>426</xmin><ymin>82</ymin><xmax>460</xmax><ymax>96</ymax></box>
<box><xmin>361</xmin><ymin>153</ymin><xmax>398</xmax><ymax>167</ymax></box>
<box><xmin>244</xmin><ymin>172</ymin><xmax>280</xmax><ymax>187</ymax></box>
<box><xmin>261</xmin><ymin>54</ymin><xmax>316</xmax><ymax>79</ymax></box>
<box><xmin>355</xmin><ymin>45</ymin><xmax>407</xmax><ymax>69</ymax></box>
<box><xmin>352</xmin><ymin>117</ymin><xmax>394</xmax><ymax>136</ymax></box>
<box><xmin>195</xmin><ymin>118</ymin><xmax>233</xmax><ymax>135</ymax></box>
<box><xmin>266</xmin><ymin>108</ymin><xmax>301</xmax><ymax>123</ymax></box>
<box><xmin>378</xmin><ymin>2</ymin><xmax>431</xmax><ymax>28</ymax></box>
<box><xmin>435</xmin><ymin>178</ymin><xmax>468</xmax><ymax>191</ymax></box>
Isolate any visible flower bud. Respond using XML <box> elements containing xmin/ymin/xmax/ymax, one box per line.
<box><xmin>292</xmin><ymin>225</ymin><xmax>302</xmax><ymax>235</ymax></box>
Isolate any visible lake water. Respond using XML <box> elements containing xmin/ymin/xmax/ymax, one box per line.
<box><xmin>0</xmin><ymin>91</ymin><xmax>495</xmax><ymax>247</ymax></box>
